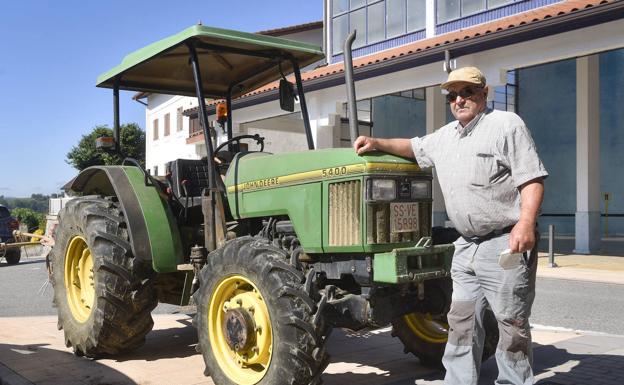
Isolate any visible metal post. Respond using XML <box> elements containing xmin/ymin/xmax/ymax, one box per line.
<box><xmin>226</xmin><ymin>90</ymin><xmax>234</xmax><ymax>152</ymax></box>
<box><xmin>187</xmin><ymin>41</ymin><xmax>217</xmax><ymax>251</ymax></box>
<box><xmin>291</xmin><ymin>59</ymin><xmax>315</xmax><ymax>150</ymax></box>
<box><xmin>113</xmin><ymin>76</ymin><xmax>121</xmax><ymax>154</ymax></box>
<box><xmin>548</xmin><ymin>224</ymin><xmax>557</xmax><ymax>268</ymax></box>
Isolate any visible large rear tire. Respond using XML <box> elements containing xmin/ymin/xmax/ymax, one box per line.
<box><xmin>194</xmin><ymin>237</ymin><xmax>328</xmax><ymax>385</ymax></box>
<box><xmin>391</xmin><ymin>278</ymin><xmax>498</xmax><ymax>366</ymax></box>
<box><xmin>50</xmin><ymin>196</ymin><xmax>157</xmax><ymax>357</ymax></box>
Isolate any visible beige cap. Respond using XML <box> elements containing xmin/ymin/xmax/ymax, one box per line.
<box><xmin>441</xmin><ymin>66</ymin><xmax>486</xmax><ymax>89</ymax></box>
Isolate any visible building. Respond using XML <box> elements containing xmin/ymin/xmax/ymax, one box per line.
<box><xmin>143</xmin><ymin>0</ymin><xmax>624</xmax><ymax>253</ymax></box>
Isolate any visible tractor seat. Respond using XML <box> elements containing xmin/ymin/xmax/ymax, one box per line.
<box><xmin>166</xmin><ymin>159</ymin><xmax>211</xmax><ymax>208</ymax></box>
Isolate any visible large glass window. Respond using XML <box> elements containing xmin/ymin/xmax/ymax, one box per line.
<box><xmin>437</xmin><ymin>0</ymin><xmax>517</xmax><ymax>24</ymax></box>
<box><xmin>386</xmin><ymin>0</ymin><xmax>405</xmax><ymax>38</ymax></box>
<box><xmin>407</xmin><ymin>0</ymin><xmax>426</xmax><ymax>32</ymax></box>
<box><xmin>367</xmin><ymin>1</ymin><xmax>385</xmax><ymax>44</ymax></box>
<box><xmin>351</xmin><ymin>7</ymin><xmax>367</xmax><ymax>48</ymax></box>
<box><xmin>331</xmin><ymin>0</ymin><xmax>426</xmax><ymax>54</ymax></box>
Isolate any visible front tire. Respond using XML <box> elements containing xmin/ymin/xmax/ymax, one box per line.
<box><xmin>50</xmin><ymin>196</ymin><xmax>157</xmax><ymax>357</ymax></box>
<box><xmin>5</xmin><ymin>248</ymin><xmax>20</xmax><ymax>265</ymax></box>
<box><xmin>194</xmin><ymin>237</ymin><xmax>328</xmax><ymax>385</ymax></box>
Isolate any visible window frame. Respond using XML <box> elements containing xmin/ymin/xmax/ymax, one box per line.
<box><xmin>331</xmin><ymin>0</ymin><xmax>426</xmax><ymax>55</ymax></box>
<box><xmin>436</xmin><ymin>0</ymin><xmax>518</xmax><ymax>25</ymax></box>
<box><xmin>164</xmin><ymin>113</ymin><xmax>171</xmax><ymax>136</ymax></box>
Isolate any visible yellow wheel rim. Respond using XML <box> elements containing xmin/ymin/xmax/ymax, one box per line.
<box><xmin>404</xmin><ymin>312</ymin><xmax>449</xmax><ymax>344</ymax></box>
<box><xmin>64</xmin><ymin>236</ymin><xmax>95</xmax><ymax>323</ymax></box>
<box><xmin>208</xmin><ymin>275</ymin><xmax>272</xmax><ymax>385</ymax></box>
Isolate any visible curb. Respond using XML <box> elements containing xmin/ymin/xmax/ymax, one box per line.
<box><xmin>0</xmin><ymin>363</ymin><xmax>34</xmax><ymax>385</ymax></box>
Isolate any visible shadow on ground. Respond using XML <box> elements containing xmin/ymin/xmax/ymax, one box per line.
<box><xmin>0</xmin><ymin>342</ymin><xmax>137</xmax><ymax>385</ymax></box>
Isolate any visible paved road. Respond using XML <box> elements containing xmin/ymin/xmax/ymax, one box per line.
<box><xmin>0</xmin><ymin>255</ymin><xmax>179</xmax><ymax>317</ymax></box>
<box><xmin>3</xmin><ymin>255</ymin><xmax>624</xmax><ymax>337</ymax></box>
<box><xmin>532</xmin><ymin>277</ymin><xmax>624</xmax><ymax>335</ymax></box>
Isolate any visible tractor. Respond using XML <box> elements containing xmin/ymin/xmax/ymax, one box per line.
<box><xmin>49</xmin><ymin>25</ymin><xmax>498</xmax><ymax>385</ymax></box>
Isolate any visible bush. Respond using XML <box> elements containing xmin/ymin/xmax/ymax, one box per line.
<box><xmin>11</xmin><ymin>208</ymin><xmax>46</xmax><ymax>231</ymax></box>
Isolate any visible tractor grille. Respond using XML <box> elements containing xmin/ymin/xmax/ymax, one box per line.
<box><xmin>366</xmin><ymin>201</ymin><xmax>431</xmax><ymax>244</ymax></box>
<box><xmin>328</xmin><ymin>180</ymin><xmax>361</xmax><ymax>246</ymax></box>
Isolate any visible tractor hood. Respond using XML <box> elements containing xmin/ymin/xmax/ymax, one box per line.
<box><xmin>224</xmin><ymin>148</ymin><xmax>425</xmax><ymax>194</ymax></box>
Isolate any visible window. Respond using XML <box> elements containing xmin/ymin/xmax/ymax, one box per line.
<box><xmin>331</xmin><ymin>0</ymin><xmax>426</xmax><ymax>55</ymax></box>
<box><xmin>407</xmin><ymin>0</ymin><xmax>426</xmax><ymax>31</ymax></box>
<box><xmin>340</xmin><ymin>86</ymin><xmax>427</xmax><ymax>144</ymax></box>
<box><xmin>153</xmin><ymin>119</ymin><xmax>159</xmax><ymax>140</ymax></box>
<box><xmin>164</xmin><ymin>113</ymin><xmax>170</xmax><ymax>136</ymax></box>
<box><xmin>487</xmin><ymin>70</ymin><xmax>517</xmax><ymax>112</ymax></box>
<box><xmin>387</xmin><ymin>0</ymin><xmax>406</xmax><ymax>38</ymax></box>
<box><xmin>177</xmin><ymin>107</ymin><xmax>183</xmax><ymax>132</ymax></box>
<box><xmin>153</xmin><ymin>165</ymin><xmax>159</xmax><ymax>177</ymax></box>
<box><xmin>367</xmin><ymin>1</ymin><xmax>385</xmax><ymax>44</ymax></box>
<box><xmin>437</xmin><ymin>0</ymin><xmax>516</xmax><ymax>24</ymax></box>
<box><xmin>189</xmin><ymin>116</ymin><xmax>202</xmax><ymax>136</ymax></box>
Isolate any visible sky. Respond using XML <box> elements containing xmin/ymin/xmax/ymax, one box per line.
<box><xmin>0</xmin><ymin>0</ymin><xmax>322</xmax><ymax>198</ymax></box>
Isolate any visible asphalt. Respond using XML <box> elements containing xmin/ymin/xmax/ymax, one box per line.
<box><xmin>1</xmin><ymin>240</ymin><xmax>623</xmax><ymax>385</ymax></box>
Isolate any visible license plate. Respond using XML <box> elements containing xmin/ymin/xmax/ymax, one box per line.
<box><xmin>390</xmin><ymin>202</ymin><xmax>419</xmax><ymax>233</ymax></box>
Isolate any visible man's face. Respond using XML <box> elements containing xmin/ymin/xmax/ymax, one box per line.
<box><xmin>446</xmin><ymin>82</ymin><xmax>488</xmax><ymax>126</ymax></box>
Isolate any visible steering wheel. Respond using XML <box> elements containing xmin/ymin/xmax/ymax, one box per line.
<box><xmin>214</xmin><ymin>134</ymin><xmax>265</xmax><ymax>155</ymax></box>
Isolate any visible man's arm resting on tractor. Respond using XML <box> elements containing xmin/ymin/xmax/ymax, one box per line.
<box><xmin>353</xmin><ymin>136</ymin><xmax>414</xmax><ymax>158</ymax></box>
<box><xmin>509</xmin><ymin>177</ymin><xmax>545</xmax><ymax>253</ymax></box>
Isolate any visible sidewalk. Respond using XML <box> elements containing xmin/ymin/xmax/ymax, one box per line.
<box><xmin>1</xmin><ymin>314</ymin><xmax>623</xmax><ymax>385</ymax></box>
<box><xmin>1</xmin><ymin>248</ymin><xmax>623</xmax><ymax>385</ymax></box>
<box><xmin>535</xmin><ymin>236</ymin><xmax>624</xmax><ymax>285</ymax></box>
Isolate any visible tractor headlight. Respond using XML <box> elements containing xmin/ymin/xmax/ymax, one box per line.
<box><xmin>411</xmin><ymin>180</ymin><xmax>431</xmax><ymax>199</ymax></box>
<box><xmin>371</xmin><ymin>179</ymin><xmax>396</xmax><ymax>201</ymax></box>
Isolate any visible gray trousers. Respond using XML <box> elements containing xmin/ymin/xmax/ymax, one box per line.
<box><xmin>442</xmin><ymin>233</ymin><xmax>538</xmax><ymax>385</ymax></box>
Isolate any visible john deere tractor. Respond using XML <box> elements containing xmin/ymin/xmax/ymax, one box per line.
<box><xmin>49</xmin><ymin>25</ymin><xmax>497</xmax><ymax>385</ymax></box>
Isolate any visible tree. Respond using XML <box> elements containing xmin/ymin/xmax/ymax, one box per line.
<box><xmin>66</xmin><ymin>123</ymin><xmax>145</xmax><ymax>171</ymax></box>
<box><xmin>11</xmin><ymin>207</ymin><xmax>46</xmax><ymax>231</ymax></box>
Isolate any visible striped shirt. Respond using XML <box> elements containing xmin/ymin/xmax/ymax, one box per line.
<box><xmin>411</xmin><ymin>108</ymin><xmax>548</xmax><ymax>237</ymax></box>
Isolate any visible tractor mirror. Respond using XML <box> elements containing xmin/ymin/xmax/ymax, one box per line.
<box><xmin>279</xmin><ymin>79</ymin><xmax>295</xmax><ymax>112</ymax></box>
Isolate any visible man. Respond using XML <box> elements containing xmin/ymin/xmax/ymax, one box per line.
<box><xmin>353</xmin><ymin>66</ymin><xmax>547</xmax><ymax>385</ymax></box>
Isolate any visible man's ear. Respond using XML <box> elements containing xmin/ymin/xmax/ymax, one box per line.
<box><xmin>483</xmin><ymin>85</ymin><xmax>490</xmax><ymax>100</ymax></box>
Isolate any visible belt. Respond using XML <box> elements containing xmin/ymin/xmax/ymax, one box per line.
<box><xmin>463</xmin><ymin>225</ymin><xmax>514</xmax><ymax>244</ymax></box>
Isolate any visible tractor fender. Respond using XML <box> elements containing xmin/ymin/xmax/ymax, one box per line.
<box><xmin>66</xmin><ymin>165</ymin><xmax>183</xmax><ymax>273</ymax></box>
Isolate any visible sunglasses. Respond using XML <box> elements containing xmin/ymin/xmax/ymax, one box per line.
<box><xmin>445</xmin><ymin>86</ymin><xmax>483</xmax><ymax>103</ymax></box>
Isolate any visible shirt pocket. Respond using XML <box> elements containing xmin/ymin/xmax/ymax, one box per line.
<box><xmin>470</xmin><ymin>153</ymin><xmax>496</xmax><ymax>186</ymax></box>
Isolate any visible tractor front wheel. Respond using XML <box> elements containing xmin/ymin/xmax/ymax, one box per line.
<box><xmin>194</xmin><ymin>237</ymin><xmax>328</xmax><ymax>385</ymax></box>
<box><xmin>391</xmin><ymin>278</ymin><xmax>498</xmax><ymax>366</ymax></box>
<box><xmin>50</xmin><ymin>196</ymin><xmax>157</xmax><ymax>357</ymax></box>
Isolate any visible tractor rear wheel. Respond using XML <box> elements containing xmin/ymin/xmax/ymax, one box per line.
<box><xmin>5</xmin><ymin>248</ymin><xmax>20</xmax><ymax>265</ymax></box>
<box><xmin>50</xmin><ymin>196</ymin><xmax>157</xmax><ymax>357</ymax></box>
<box><xmin>391</xmin><ymin>278</ymin><xmax>498</xmax><ymax>367</ymax></box>
<box><xmin>194</xmin><ymin>237</ymin><xmax>328</xmax><ymax>385</ymax></box>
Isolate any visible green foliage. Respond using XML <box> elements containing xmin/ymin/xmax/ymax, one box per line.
<box><xmin>0</xmin><ymin>194</ymin><xmax>50</xmax><ymax>213</ymax></box>
<box><xmin>11</xmin><ymin>207</ymin><xmax>46</xmax><ymax>231</ymax></box>
<box><xmin>66</xmin><ymin>123</ymin><xmax>145</xmax><ymax>171</ymax></box>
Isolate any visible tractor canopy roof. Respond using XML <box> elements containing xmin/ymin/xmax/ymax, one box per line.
<box><xmin>96</xmin><ymin>24</ymin><xmax>324</xmax><ymax>99</ymax></box>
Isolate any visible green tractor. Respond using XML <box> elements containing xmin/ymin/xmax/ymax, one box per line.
<box><xmin>49</xmin><ymin>25</ymin><xmax>497</xmax><ymax>385</ymax></box>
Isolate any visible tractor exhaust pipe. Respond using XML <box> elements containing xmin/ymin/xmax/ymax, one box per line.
<box><xmin>344</xmin><ymin>31</ymin><xmax>359</xmax><ymax>145</ymax></box>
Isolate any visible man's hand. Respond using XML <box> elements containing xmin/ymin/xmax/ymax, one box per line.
<box><xmin>509</xmin><ymin>220</ymin><xmax>535</xmax><ymax>253</ymax></box>
<box><xmin>353</xmin><ymin>136</ymin><xmax>376</xmax><ymax>155</ymax></box>
<box><xmin>353</xmin><ymin>136</ymin><xmax>415</xmax><ymax>158</ymax></box>
<box><xmin>509</xmin><ymin>178</ymin><xmax>544</xmax><ymax>253</ymax></box>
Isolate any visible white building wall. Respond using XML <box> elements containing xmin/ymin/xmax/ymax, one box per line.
<box><xmin>145</xmin><ymin>94</ymin><xmax>199</xmax><ymax>175</ymax></box>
